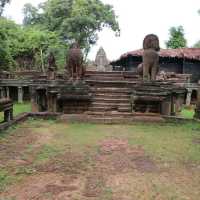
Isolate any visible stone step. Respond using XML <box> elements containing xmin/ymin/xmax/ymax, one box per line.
<box><xmin>89</xmin><ymin>106</ymin><xmax>131</xmax><ymax>112</ymax></box>
<box><xmin>59</xmin><ymin>114</ymin><xmax>165</xmax><ymax>124</ymax></box>
<box><xmin>92</xmin><ymin>98</ymin><xmax>130</xmax><ymax>103</ymax></box>
<box><xmin>91</xmin><ymin>87</ymin><xmax>131</xmax><ymax>93</ymax></box>
<box><xmin>86</xmin><ymin>116</ymin><xmax>165</xmax><ymax>124</ymax></box>
<box><xmin>91</xmin><ymin>102</ymin><xmax>131</xmax><ymax>107</ymax></box>
<box><xmin>86</xmin><ymin>79</ymin><xmax>138</xmax><ymax>85</ymax></box>
<box><xmin>86</xmin><ymin>111</ymin><xmax>133</xmax><ymax>117</ymax></box>
<box><xmin>94</xmin><ymin>93</ymin><xmax>130</xmax><ymax>98</ymax></box>
<box><xmin>85</xmin><ymin>71</ymin><xmax>138</xmax><ymax>76</ymax></box>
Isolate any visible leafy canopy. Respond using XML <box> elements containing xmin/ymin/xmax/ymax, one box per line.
<box><xmin>23</xmin><ymin>0</ymin><xmax>120</xmax><ymax>52</ymax></box>
<box><xmin>0</xmin><ymin>17</ymin><xmax>66</xmax><ymax>71</ymax></box>
<box><xmin>165</xmin><ymin>26</ymin><xmax>187</xmax><ymax>49</ymax></box>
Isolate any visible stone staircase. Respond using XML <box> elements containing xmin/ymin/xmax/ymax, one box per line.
<box><xmin>84</xmin><ymin>71</ymin><xmax>138</xmax><ymax>120</ymax></box>
<box><xmin>58</xmin><ymin>71</ymin><xmax>171</xmax><ymax>123</ymax></box>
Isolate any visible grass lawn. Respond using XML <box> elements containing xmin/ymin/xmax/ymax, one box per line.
<box><xmin>0</xmin><ymin>102</ymin><xmax>31</xmax><ymax>122</ymax></box>
<box><xmin>0</xmin><ymin>120</ymin><xmax>199</xmax><ymax>199</ymax></box>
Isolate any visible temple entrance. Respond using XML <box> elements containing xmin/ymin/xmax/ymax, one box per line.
<box><xmin>191</xmin><ymin>90</ymin><xmax>197</xmax><ymax>104</ymax></box>
<box><xmin>37</xmin><ymin>89</ymin><xmax>47</xmax><ymax>112</ymax></box>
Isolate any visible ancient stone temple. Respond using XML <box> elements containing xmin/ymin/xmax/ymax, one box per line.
<box><xmin>27</xmin><ymin>35</ymin><xmax>188</xmax><ymax>121</ymax></box>
<box><xmin>95</xmin><ymin>47</ymin><xmax>111</xmax><ymax>71</ymax></box>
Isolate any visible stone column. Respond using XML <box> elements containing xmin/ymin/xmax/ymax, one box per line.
<box><xmin>30</xmin><ymin>87</ymin><xmax>38</xmax><ymax>112</ymax></box>
<box><xmin>18</xmin><ymin>86</ymin><xmax>23</xmax><ymax>103</ymax></box>
<box><xmin>6</xmin><ymin>87</ymin><xmax>9</xmax><ymax>98</ymax></box>
<box><xmin>0</xmin><ymin>87</ymin><xmax>3</xmax><ymax>99</ymax></box>
<box><xmin>4</xmin><ymin>109</ymin><xmax>13</xmax><ymax>122</ymax></box>
<box><xmin>194</xmin><ymin>87</ymin><xmax>200</xmax><ymax>119</ymax></box>
<box><xmin>161</xmin><ymin>98</ymin><xmax>171</xmax><ymax>116</ymax></box>
<box><xmin>10</xmin><ymin>108</ymin><xmax>13</xmax><ymax>120</ymax></box>
<box><xmin>186</xmin><ymin>89</ymin><xmax>192</xmax><ymax>106</ymax></box>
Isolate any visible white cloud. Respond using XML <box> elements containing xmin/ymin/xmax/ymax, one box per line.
<box><xmin>4</xmin><ymin>0</ymin><xmax>200</xmax><ymax>61</ymax></box>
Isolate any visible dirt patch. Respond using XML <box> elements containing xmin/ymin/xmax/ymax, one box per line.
<box><xmin>36</xmin><ymin>151</ymin><xmax>87</xmax><ymax>175</ymax></box>
<box><xmin>193</xmin><ymin>137</ymin><xmax>200</xmax><ymax>144</ymax></box>
<box><xmin>1</xmin><ymin>173</ymin><xmax>81</xmax><ymax>200</ymax></box>
<box><xmin>99</xmin><ymin>138</ymin><xmax>129</xmax><ymax>154</ymax></box>
<box><xmin>133</xmin><ymin>156</ymin><xmax>157</xmax><ymax>173</ymax></box>
<box><xmin>97</xmin><ymin>138</ymin><xmax>157</xmax><ymax>173</ymax></box>
<box><xmin>83</xmin><ymin>171</ymin><xmax>105</xmax><ymax>198</ymax></box>
<box><xmin>45</xmin><ymin>184</ymin><xmax>77</xmax><ymax>195</ymax></box>
<box><xmin>0</xmin><ymin>128</ymin><xmax>37</xmax><ymax>165</ymax></box>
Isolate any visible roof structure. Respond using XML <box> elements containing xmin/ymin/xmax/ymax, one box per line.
<box><xmin>111</xmin><ymin>48</ymin><xmax>200</xmax><ymax>64</ymax></box>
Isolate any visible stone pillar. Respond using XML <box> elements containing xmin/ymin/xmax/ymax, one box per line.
<box><xmin>30</xmin><ymin>87</ymin><xmax>39</xmax><ymax>112</ymax></box>
<box><xmin>18</xmin><ymin>87</ymin><xmax>23</xmax><ymax>103</ymax></box>
<box><xmin>0</xmin><ymin>87</ymin><xmax>3</xmax><ymax>98</ymax></box>
<box><xmin>161</xmin><ymin>98</ymin><xmax>171</xmax><ymax>116</ymax></box>
<box><xmin>194</xmin><ymin>87</ymin><xmax>200</xmax><ymax>119</ymax></box>
<box><xmin>4</xmin><ymin>109</ymin><xmax>10</xmax><ymax>122</ymax></box>
<box><xmin>10</xmin><ymin>108</ymin><xmax>13</xmax><ymax>120</ymax></box>
<box><xmin>4</xmin><ymin>109</ymin><xmax>13</xmax><ymax>122</ymax></box>
<box><xmin>186</xmin><ymin>89</ymin><xmax>192</xmax><ymax>106</ymax></box>
<box><xmin>47</xmin><ymin>93</ymin><xmax>57</xmax><ymax>113</ymax></box>
<box><xmin>6</xmin><ymin>87</ymin><xmax>9</xmax><ymax>98</ymax></box>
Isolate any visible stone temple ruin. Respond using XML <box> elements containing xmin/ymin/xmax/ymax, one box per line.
<box><xmin>94</xmin><ymin>47</ymin><xmax>112</xmax><ymax>72</ymax></box>
<box><xmin>24</xmin><ymin>36</ymin><xmax>188</xmax><ymax>121</ymax></box>
<box><xmin>0</xmin><ymin>35</ymin><xmax>199</xmax><ymax>124</ymax></box>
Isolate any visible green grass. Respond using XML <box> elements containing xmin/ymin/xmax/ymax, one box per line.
<box><xmin>0</xmin><ymin>120</ymin><xmax>200</xmax><ymax>198</ymax></box>
<box><xmin>0</xmin><ymin>169</ymin><xmax>13</xmax><ymax>192</ymax></box>
<box><xmin>180</xmin><ymin>108</ymin><xmax>195</xmax><ymax>119</ymax></box>
<box><xmin>13</xmin><ymin>102</ymin><xmax>31</xmax><ymax>116</ymax></box>
<box><xmin>0</xmin><ymin>102</ymin><xmax>31</xmax><ymax>122</ymax></box>
<box><xmin>35</xmin><ymin>144</ymin><xmax>63</xmax><ymax>163</ymax></box>
<box><xmin>27</xmin><ymin>120</ymin><xmax>200</xmax><ymax>164</ymax></box>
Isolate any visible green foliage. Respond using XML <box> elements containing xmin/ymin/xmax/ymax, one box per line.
<box><xmin>0</xmin><ymin>17</ymin><xmax>67</xmax><ymax>71</ymax></box>
<box><xmin>0</xmin><ymin>28</ymin><xmax>12</xmax><ymax>70</ymax></box>
<box><xmin>23</xmin><ymin>0</ymin><xmax>120</xmax><ymax>55</ymax></box>
<box><xmin>166</xmin><ymin>26</ymin><xmax>187</xmax><ymax>49</ymax></box>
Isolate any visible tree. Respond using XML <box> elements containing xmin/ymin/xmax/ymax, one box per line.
<box><xmin>0</xmin><ymin>0</ymin><xmax>11</xmax><ymax>16</ymax></box>
<box><xmin>23</xmin><ymin>3</ymin><xmax>45</xmax><ymax>26</ymax></box>
<box><xmin>0</xmin><ymin>17</ymin><xmax>66</xmax><ymax>71</ymax></box>
<box><xmin>166</xmin><ymin>26</ymin><xmax>187</xmax><ymax>49</ymax></box>
<box><xmin>0</xmin><ymin>29</ymin><xmax>12</xmax><ymax>70</ymax></box>
<box><xmin>23</xmin><ymin>0</ymin><xmax>120</xmax><ymax>56</ymax></box>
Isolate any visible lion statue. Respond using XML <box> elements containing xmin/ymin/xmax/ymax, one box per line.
<box><xmin>142</xmin><ymin>34</ymin><xmax>160</xmax><ymax>81</ymax></box>
<box><xmin>65</xmin><ymin>42</ymin><xmax>84</xmax><ymax>80</ymax></box>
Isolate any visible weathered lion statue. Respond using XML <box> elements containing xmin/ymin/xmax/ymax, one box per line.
<box><xmin>140</xmin><ymin>34</ymin><xmax>160</xmax><ymax>81</ymax></box>
<box><xmin>65</xmin><ymin>42</ymin><xmax>84</xmax><ymax>80</ymax></box>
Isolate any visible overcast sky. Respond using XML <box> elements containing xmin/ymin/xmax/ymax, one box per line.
<box><xmin>4</xmin><ymin>0</ymin><xmax>200</xmax><ymax>61</ymax></box>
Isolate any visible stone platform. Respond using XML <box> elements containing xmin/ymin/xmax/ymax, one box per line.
<box><xmin>30</xmin><ymin>71</ymin><xmax>187</xmax><ymax>121</ymax></box>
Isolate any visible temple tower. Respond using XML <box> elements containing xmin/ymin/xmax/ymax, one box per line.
<box><xmin>95</xmin><ymin>47</ymin><xmax>110</xmax><ymax>71</ymax></box>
